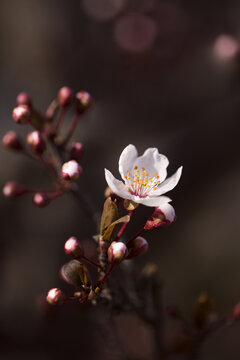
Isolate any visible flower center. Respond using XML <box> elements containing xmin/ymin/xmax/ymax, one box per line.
<box><xmin>124</xmin><ymin>166</ymin><xmax>160</xmax><ymax>197</ymax></box>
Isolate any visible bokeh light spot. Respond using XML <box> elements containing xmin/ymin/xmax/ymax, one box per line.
<box><xmin>213</xmin><ymin>34</ymin><xmax>239</xmax><ymax>60</ymax></box>
<box><xmin>82</xmin><ymin>0</ymin><xmax>124</xmax><ymax>21</ymax></box>
<box><xmin>114</xmin><ymin>13</ymin><xmax>157</xmax><ymax>53</ymax></box>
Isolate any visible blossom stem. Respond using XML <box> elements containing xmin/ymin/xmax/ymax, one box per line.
<box><xmin>27</xmin><ymin>188</ymin><xmax>62</xmax><ymax>195</ymax></box>
<box><xmin>126</xmin><ymin>227</ymin><xmax>146</xmax><ymax>245</ymax></box>
<box><xmin>37</xmin><ymin>154</ymin><xmax>59</xmax><ymax>181</ymax></box>
<box><xmin>55</xmin><ymin>107</ymin><xmax>65</xmax><ymax>130</ymax></box>
<box><xmin>82</xmin><ymin>255</ymin><xmax>104</xmax><ymax>271</ymax></box>
<box><xmin>22</xmin><ymin>150</ymin><xmax>39</xmax><ymax>162</ymax></box>
<box><xmin>22</xmin><ymin>149</ymin><xmax>59</xmax><ymax>182</ymax></box>
<box><xmin>99</xmin><ymin>264</ymin><xmax>115</xmax><ymax>285</ymax></box>
<box><xmin>114</xmin><ymin>210</ymin><xmax>134</xmax><ymax>241</ymax></box>
<box><xmin>62</xmin><ymin>112</ymin><xmax>80</xmax><ymax>146</ymax></box>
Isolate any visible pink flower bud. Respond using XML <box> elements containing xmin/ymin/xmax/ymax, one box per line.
<box><xmin>70</xmin><ymin>142</ymin><xmax>83</xmax><ymax>161</ymax></box>
<box><xmin>27</xmin><ymin>131</ymin><xmax>46</xmax><ymax>154</ymax></box>
<box><xmin>32</xmin><ymin>193</ymin><xmax>51</xmax><ymax>207</ymax></box>
<box><xmin>126</xmin><ymin>236</ymin><xmax>149</xmax><ymax>259</ymax></box>
<box><xmin>58</xmin><ymin>86</ymin><xmax>73</xmax><ymax>107</ymax></box>
<box><xmin>62</xmin><ymin>160</ymin><xmax>82</xmax><ymax>181</ymax></box>
<box><xmin>46</xmin><ymin>288</ymin><xmax>67</xmax><ymax>306</ymax></box>
<box><xmin>3</xmin><ymin>181</ymin><xmax>26</xmax><ymax>198</ymax></box>
<box><xmin>76</xmin><ymin>91</ymin><xmax>92</xmax><ymax>114</ymax></box>
<box><xmin>108</xmin><ymin>241</ymin><xmax>128</xmax><ymax>264</ymax></box>
<box><xmin>64</xmin><ymin>236</ymin><xmax>84</xmax><ymax>258</ymax></box>
<box><xmin>12</xmin><ymin>105</ymin><xmax>31</xmax><ymax>124</ymax></box>
<box><xmin>144</xmin><ymin>203</ymin><xmax>176</xmax><ymax>230</ymax></box>
<box><xmin>16</xmin><ymin>92</ymin><xmax>32</xmax><ymax>107</ymax></box>
<box><xmin>2</xmin><ymin>131</ymin><xmax>24</xmax><ymax>151</ymax></box>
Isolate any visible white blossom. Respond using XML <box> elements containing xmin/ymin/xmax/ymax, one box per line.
<box><xmin>105</xmin><ymin>144</ymin><xmax>182</xmax><ymax>207</ymax></box>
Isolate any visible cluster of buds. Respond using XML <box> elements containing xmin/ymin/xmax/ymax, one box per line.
<box><xmin>2</xmin><ymin>87</ymin><xmax>92</xmax><ymax>207</ymax></box>
<box><xmin>6</xmin><ymin>91</ymin><xmax>240</xmax><ymax>358</ymax></box>
<box><xmin>46</xmin><ymin>193</ymin><xmax>176</xmax><ymax>306</ymax></box>
<box><xmin>4</xmin><ymin>92</ymin><xmax>179</xmax><ymax>309</ymax></box>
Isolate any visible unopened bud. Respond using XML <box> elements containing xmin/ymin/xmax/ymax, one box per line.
<box><xmin>64</xmin><ymin>236</ymin><xmax>84</xmax><ymax>258</ymax></box>
<box><xmin>76</xmin><ymin>91</ymin><xmax>92</xmax><ymax>114</ymax></box>
<box><xmin>2</xmin><ymin>131</ymin><xmax>24</xmax><ymax>151</ymax></box>
<box><xmin>46</xmin><ymin>288</ymin><xmax>67</xmax><ymax>306</ymax></box>
<box><xmin>27</xmin><ymin>131</ymin><xmax>46</xmax><ymax>154</ymax></box>
<box><xmin>108</xmin><ymin>241</ymin><xmax>128</xmax><ymax>264</ymax></box>
<box><xmin>3</xmin><ymin>181</ymin><xmax>26</xmax><ymax>198</ymax></box>
<box><xmin>58</xmin><ymin>86</ymin><xmax>73</xmax><ymax>107</ymax></box>
<box><xmin>62</xmin><ymin>160</ymin><xmax>82</xmax><ymax>180</ymax></box>
<box><xmin>12</xmin><ymin>105</ymin><xmax>31</xmax><ymax>124</ymax></box>
<box><xmin>127</xmin><ymin>236</ymin><xmax>149</xmax><ymax>259</ymax></box>
<box><xmin>33</xmin><ymin>193</ymin><xmax>51</xmax><ymax>207</ymax></box>
<box><xmin>16</xmin><ymin>92</ymin><xmax>32</xmax><ymax>107</ymax></box>
<box><xmin>144</xmin><ymin>203</ymin><xmax>176</xmax><ymax>230</ymax></box>
<box><xmin>70</xmin><ymin>142</ymin><xmax>83</xmax><ymax>161</ymax></box>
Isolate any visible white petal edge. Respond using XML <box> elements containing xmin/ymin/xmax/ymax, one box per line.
<box><xmin>149</xmin><ymin>166</ymin><xmax>183</xmax><ymax>196</ymax></box>
<box><xmin>137</xmin><ymin>195</ymin><xmax>171</xmax><ymax>207</ymax></box>
<box><xmin>134</xmin><ymin>147</ymin><xmax>169</xmax><ymax>182</ymax></box>
<box><xmin>105</xmin><ymin>169</ymin><xmax>135</xmax><ymax>201</ymax></box>
<box><xmin>118</xmin><ymin>144</ymin><xmax>138</xmax><ymax>181</ymax></box>
<box><xmin>157</xmin><ymin>203</ymin><xmax>175</xmax><ymax>222</ymax></box>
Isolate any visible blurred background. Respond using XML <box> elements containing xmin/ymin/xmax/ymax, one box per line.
<box><xmin>0</xmin><ymin>0</ymin><xmax>240</xmax><ymax>359</ymax></box>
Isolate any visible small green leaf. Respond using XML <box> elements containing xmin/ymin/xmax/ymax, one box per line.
<box><xmin>60</xmin><ymin>260</ymin><xmax>90</xmax><ymax>288</ymax></box>
<box><xmin>100</xmin><ymin>197</ymin><xmax>118</xmax><ymax>235</ymax></box>
<box><xmin>103</xmin><ymin>215</ymin><xmax>130</xmax><ymax>241</ymax></box>
<box><xmin>77</xmin><ymin>264</ymin><xmax>90</xmax><ymax>287</ymax></box>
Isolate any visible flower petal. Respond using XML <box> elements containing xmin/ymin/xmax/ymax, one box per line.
<box><xmin>136</xmin><ymin>195</ymin><xmax>171</xmax><ymax>207</ymax></box>
<box><xmin>157</xmin><ymin>203</ymin><xmax>176</xmax><ymax>222</ymax></box>
<box><xmin>149</xmin><ymin>166</ymin><xmax>183</xmax><ymax>196</ymax></box>
<box><xmin>134</xmin><ymin>148</ymin><xmax>169</xmax><ymax>182</ymax></box>
<box><xmin>119</xmin><ymin>144</ymin><xmax>138</xmax><ymax>181</ymax></box>
<box><xmin>105</xmin><ymin>169</ymin><xmax>133</xmax><ymax>200</ymax></box>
